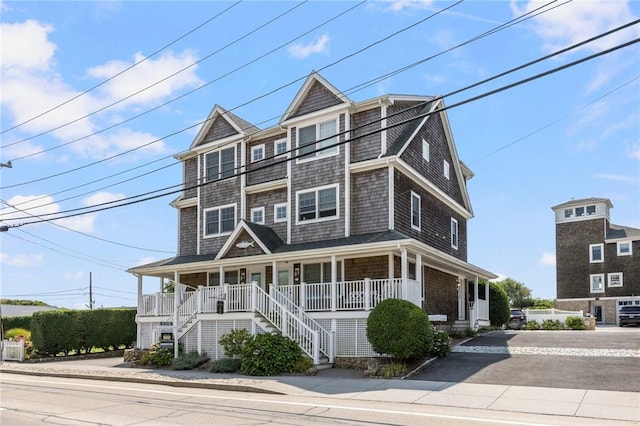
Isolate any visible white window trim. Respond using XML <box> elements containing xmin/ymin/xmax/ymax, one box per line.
<box><xmin>422</xmin><ymin>138</ymin><xmax>429</xmax><ymax>161</ymax></box>
<box><xmin>617</xmin><ymin>241</ymin><xmax>632</xmax><ymax>256</ymax></box>
<box><xmin>608</xmin><ymin>272</ymin><xmax>623</xmax><ymax>288</ymax></box>
<box><xmin>295</xmin><ymin>183</ymin><xmax>339</xmax><ymax>225</ymax></box>
<box><xmin>250</xmin><ymin>206</ymin><xmax>265</xmax><ymax>224</ymax></box>
<box><xmin>589</xmin><ymin>243</ymin><xmax>604</xmax><ymax>263</ymax></box>
<box><xmin>590</xmin><ymin>274</ymin><xmax>605</xmax><ymax>293</ymax></box>
<box><xmin>203</xmin><ymin>203</ymin><xmax>236</xmax><ymax>238</ymax></box>
<box><xmin>443</xmin><ymin>159</ymin><xmax>450</xmax><ymax>179</ymax></box>
<box><xmin>205</xmin><ymin>146</ymin><xmax>236</xmax><ymax>181</ymax></box>
<box><xmin>274</xmin><ymin>202</ymin><xmax>288</xmax><ymax>223</ymax></box>
<box><xmin>251</xmin><ymin>144</ymin><xmax>265</xmax><ymax>163</ymax></box>
<box><xmin>411</xmin><ymin>191</ymin><xmax>421</xmax><ymax>231</ymax></box>
<box><xmin>274</xmin><ymin>138</ymin><xmax>288</xmax><ymax>157</ymax></box>
<box><xmin>451</xmin><ymin>218</ymin><xmax>459</xmax><ymax>249</ymax></box>
<box><xmin>296</xmin><ymin>117</ymin><xmax>340</xmax><ymax>163</ymax></box>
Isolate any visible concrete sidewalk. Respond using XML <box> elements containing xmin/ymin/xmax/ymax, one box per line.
<box><xmin>1</xmin><ymin>357</ymin><xmax>638</xmax><ymax>423</ymax></box>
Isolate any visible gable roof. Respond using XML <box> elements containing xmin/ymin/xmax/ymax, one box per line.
<box><xmin>215</xmin><ymin>220</ymin><xmax>283</xmax><ymax>260</ymax></box>
<box><xmin>607</xmin><ymin>223</ymin><xmax>640</xmax><ymax>241</ymax></box>
<box><xmin>280</xmin><ymin>72</ymin><xmax>351</xmax><ymax>123</ymax></box>
<box><xmin>190</xmin><ymin>105</ymin><xmax>259</xmax><ymax>149</ymax></box>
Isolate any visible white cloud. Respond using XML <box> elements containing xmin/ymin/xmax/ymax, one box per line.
<box><xmin>627</xmin><ymin>143</ymin><xmax>640</xmax><ymax>160</ymax></box>
<box><xmin>57</xmin><ymin>213</ymin><xmax>98</xmax><ymax>233</ymax></box>
<box><xmin>594</xmin><ymin>173</ymin><xmax>636</xmax><ymax>183</ymax></box>
<box><xmin>0</xmin><ymin>194</ymin><xmax>60</xmax><ymax>225</ymax></box>
<box><xmin>489</xmin><ymin>273</ymin><xmax>509</xmax><ymax>283</ymax></box>
<box><xmin>512</xmin><ymin>1</ymin><xmax>640</xmax><ymax>53</ymax></box>
<box><xmin>82</xmin><ymin>191</ymin><xmax>125</xmax><ymax>207</ymax></box>
<box><xmin>1</xmin><ymin>20</ymin><xmax>56</xmax><ymax>71</ymax></box>
<box><xmin>387</xmin><ymin>0</ymin><xmax>434</xmax><ymax>12</ymax></box>
<box><xmin>0</xmin><ymin>252</ymin><xmax>44</xmax><ymax>267</ymax></box>
<box><xmin>288</xmin><ymin>34</ymin><xmax>330</xmax><ymax>59</ymax></box>
<box><xmin>538</xmin><ymin>252</ymin><xmax>556</xmax><ymax>267</ymax></box>
<box><xmin>64</xmin><ymin>271</ymin><xmax>84</xmax><ymax>280</ymax></box>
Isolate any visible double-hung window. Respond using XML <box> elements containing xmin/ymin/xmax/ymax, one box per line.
<box><xmin>608</xmin><ymin>272</ymin><xmax>623</xmax><ymax>287</ymax></box>
<box><xmin>590</xmin><ymin>274</ymin><xmax>604</xmax><ymax>293</ymax></box>
<box><xmin>589</xmin><ymin>243</ymin><xmax>604</xmax><ymax>263</ymax></box>
<box><xmin>297</xmin><ymin>185</ymin><xmax>338</xmax><ymax>223</ymax></box>
<box><xmin>617</xmin><ymin>241</ymin><xmax>632</xmax><ymax>256</ymax></box>
<box><xmin>298</xmin><ymin>119</ymin><xmax>338</xmax><ymax>159</ymax></box>
<box><xmin>204</xmin><ymin>205</ymin><xmax>235</xmax><ymax>236</ymax></box>
<box><xmin>410</xmin><ymin>192</ymin><xmax>421</xmax><ymax>231</ymax></box>
<box><xmin>206</xmin><ymin>146</ymin><xmax>235</xmax><ymax>181</ymax></box>
<box><xmin>451</xmin><ymin>218</ymin><xmax>459</xmax><ymax>249</ymax></box>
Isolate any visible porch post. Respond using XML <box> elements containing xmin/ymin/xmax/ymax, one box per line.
<box><xmin>401</xmin><ymin>248</ymin><xmax>408</xmax><ymax>301</ymax></box>
<box><xmin>331</xmin><ymin>255</ymin><xmax>337</xmax><ymax>312</ymax></box>
<box><xmin>416</xmin><ymin>254</ymin><xmax>423</xmax><ymax>308</ymax></box>
<box><xmin>173</xmin><ymin>271</ymin><xmax>179</xmax><ymax>359</ymax></box>
<box><xmin>136</xmin><ymin>274</ymin><xmax>142</xmax><ymax>348</ymax></box>
<box><xmin>272</xmin><ymin>261</ymin><xmax>277</xmax><ymax>288</ymax></box>
<box><xmin>457</xmin><ymin>278</ymin><xmax>465</xmax><ymax>321</ymax></box>
<box><xmin>388</xmin><ymin>254</ymin><xmax>394</xmax><ymax>283</ymax></box>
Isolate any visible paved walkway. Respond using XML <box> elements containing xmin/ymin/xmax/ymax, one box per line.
<box><xmin>2</xmin><ymin>354</ymin><xmax>638</xmax><ymax>423</ymax></box>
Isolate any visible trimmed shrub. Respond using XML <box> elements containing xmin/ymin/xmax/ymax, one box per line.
<box><xmin>565</xmin><ymin>316</ymin><xmax>585</xmax><ymax>330</ymax></box>
<box><xmin>2</xmin><ymin>316</ymin><xmax>32</xmax><ymax>332</ymax></box>
<box><xmin>147</xmin><ymin>343</ymin><xmax>174</xmax><ymax>366</ymax></box>
<box><xmin>292</xmin><ymin>356</ymin><xmax>314</xmax><ymax>374</ymax></box>
<box><xmin>219</xmin><ymin>328</ymin><xmax>251</xmax><ymax>358</ymax></box>
<box><xmin>489</xmin><ymin>283</ymin><xmax>510</xmax><ymax>327</ymax></box>
<box><xmin>542</xmin><ymin>319</ymin><xmax>563</xmax><ymax>330</ymax></box>
<box><xmin>31</xmin><ymin>310</ymin><xmax>82</xmax><ymax>356</ymax></box>
<box><xmin>171</xmin><ymin>351</ymin><xmax>209</xmax><ymax>370</ymax></box>
<box><xmin>366</xmin><ymin>299</ymin><xmax>432</xmax><ymax>360</ymax></box>
<box><xmin>378</xmin><ymin>361</ymin><xmax>407</xmax><ymax>378</ymax></box>
<box><xmin>525</xmin><ymin>320</ymin><xmax>540</xmax><ymax>330</ymax></box>
<box><xmin>4</xmin><ymin>328</ymin><xmax>30</xmax><ymax>340</ymax></box>
<box><xmin>430</xmin><ymin>329</ymin><xmax>451</xmax><ymax>358</ymax></box>
<box><xmin>209</xmin><ymin>358</ymin><xmax>242</xmax><ymax>373</ymax></box>
<box><xmin>241</xmin><ymin>333</ymin><xmax>302</xmax><ymax>376</ymax></box>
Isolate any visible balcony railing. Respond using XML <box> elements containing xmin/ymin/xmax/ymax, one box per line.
<box><xmin>139</xmin><ymin>278</ymin><xmax>420</xmax><ymax>317</ymax></box>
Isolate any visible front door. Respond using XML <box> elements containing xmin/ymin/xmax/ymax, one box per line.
<box><xmin>594</xmin><ymin>305</ymin><xmax>603</xmax><ymax>323</ymax></box>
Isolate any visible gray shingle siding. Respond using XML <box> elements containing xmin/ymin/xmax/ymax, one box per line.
<box><xmin>386</xmin><ymin>101</ymin><xmax>424</xmax><ymax>151</ymax></box>
<box><xmin>351</xmin><ymin>107</ymin><xmax>382</xmax><ymax>162</ymax></box>
<box><xmin>290</xmin><ymin>80</ymin><xmax>343</xmax><ymax>119</ymax></box>
<box><xmin>179</xmin><ymin>206</ymin><xmax>197</xmax><ymax>256</ymax></box>
<box><xmin>400</xmin><ymin>111</ymin><xmax>464</xmax><ymax>206</ymax></box>
<box><xmin>247</xmin><ymin>189</ymin><xmax>287</xmax><ymax>241</ymax></box>
<box><xmin>199</xmin><ymin>176</ymin><xmax>241</xmax><ymax>255</ymax></box>
<box><xmin>351</xmin><ymin>169</ymin><xmax>388</xmax><ymax>234</ymax></box>
<box><xmin>394</xmin><ymin>170</ymin><xmax>467</xmax><ymax>261</ymax></box>
<box><xmin>183</xmin><ymin>157</ymin><xmax>198</xmax><ymax>199</ymax></box>
<box><xmin>247</xmin><ymin>133</ymin><xmax>287</xmax><ymax>186</ymax></box>
<box><xmin>198</xmin><ymin>115</ymin><xmax>238</xmax><ymax>146</ymax></box>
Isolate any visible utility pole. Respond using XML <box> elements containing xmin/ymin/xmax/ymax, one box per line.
<box><xmin>89</xmin><ymin>272</ymin><xmax>93</xmax><ymax>310</ymax></box>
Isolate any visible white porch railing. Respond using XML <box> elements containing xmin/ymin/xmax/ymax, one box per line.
<box><xmin>271</xmin><ymin>285</ymin><xmax>334</xmax><ymax>362</ymax></box>
<box><xmin>142</xmin><ymin>292</ymin><xmax>174</xmax><ymax>316</ymax></box>
<box><xmin>253</xmin><ymin>284</ymin><xmax>321</xmax><ymax>364</ymax></box>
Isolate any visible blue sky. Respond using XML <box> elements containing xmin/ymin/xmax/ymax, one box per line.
<box><xmin>1</xmin><ymin>1</ymin><xmax>638</xmax><ymax>309</ymax></box>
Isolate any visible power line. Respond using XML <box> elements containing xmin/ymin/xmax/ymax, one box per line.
<box><xmin>5</xmin><ymin>35</ymin><xmax>638</xmax><ymax>228</ymax></box>
<box><xmin>0</xmin><ymin>1</ymin><xmax>243</xmax><ymax>139</ymax></box>
<box><xmin>1</xmin><ymin>0</ymin><xmax>456</xmax><ymax>177</ymax></box>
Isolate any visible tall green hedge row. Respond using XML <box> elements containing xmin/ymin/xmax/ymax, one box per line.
<box><xmin>2</xmin><ymin>316</ymin><xmax>32</xmax><ymax>331</ymax></box>
<box><xmin>28</xmin><ymin>309</ymin><xmax>136</xmax><ymax>356</ymax></box>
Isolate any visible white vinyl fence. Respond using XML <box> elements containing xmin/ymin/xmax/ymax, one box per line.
<box><xmin>2</xmin><ymin>340</ymin><xmax>25</xmax><ymax>361</ymax></box>
<box><xmin>524</xmin><ymin>308</ymin><xmax>583</xmax><ymax>324</ymax></box>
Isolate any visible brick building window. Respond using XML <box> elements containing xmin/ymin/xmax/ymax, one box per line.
<box><xmin>411</xmin><ymin>192</ymin><xmax>421</xmax><ymax>231</ymax></box>
<box><xmin>608</xmin><ymin>272</ymin><xmax>623</xmax><ymax>288</ymax></box>
<box><xmin>617</xmin><ymin>241</ymin><xmax>632</xmax><ymax>256</ymax></box>
<box><xmin>589</xmin><ymin>243</ymin><xmax>603</xmax><ymax>263</ymax></box>
<box><xmin>590</xmin><ymin>274</ymin><xmax>604</xmax><ymax>293</ymax></box>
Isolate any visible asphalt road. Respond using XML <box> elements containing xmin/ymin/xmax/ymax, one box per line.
<box><xmin>408</xmin><ymin>329</ymin><xmax>640</xmax><ymax>392</ymax></box>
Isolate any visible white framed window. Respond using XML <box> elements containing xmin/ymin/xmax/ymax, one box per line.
<box><xmin>275</xmin><ymin>138</ymin><xmax>287</xmax><ymax>157</ymax></box>
<box><xmin>422</xmin><ymin>139</ymin><xmax>430</xmax><ymax>161</ymax></box>
<box><xmin>586</xmin><ymin>205</ymin><xmax>596</xmax><ymax>216</ymax></box>
<box><xmin>451</xmin><ymin>218</ymin><xmax>459</xmax><ymax>249</ymax></box>
<box><xmin>576</xmin><ymin>206</ymin><xmax>585</xmax><ymax>217</ymax></box>
<box><xmin>590</xmin><ymin>274</ymin><xmax>605</xmax><ymax>293</ymax></box>
<box><xmin>205</xmin><ymin>146</ymin><xmax>235</xmax><ymax>181</ymax></box>
<box><xmin>251</xmin><ymin>144</ymin><xmax>265</xmax><ymax>163</ymax></box>
<box><xmin>617</xmin><ymin>241</ymin><xmax>632</xmax><ymax>256</ymax></box>
<box><xmin>411</xmin><ymin>191</ymin><xmax>421</xmax><ymax>231</ymax></box>
<box><xmin>274</xmin><ymin>203</ymin><xmax>288</xmax><ymax>223</ymax></box>
<box><xmin>443</xmin><ymin>160</ymin><xmax>450</xmax><ymax>179</ymax></box>
<box><xmin>296</xmin><ymin>184</ymin><xmax>338</xmax><ymax>224</ymax></box>
<box><xmin>204</xmin><ymin>204</ymin><xmax>236</xmax><ymax>237</ymax></box>
<box><xmin>298</xmin><ymin>118</ymin><xmax>338</xmax><ymax>160</ymax></box>
<box><xmin>564</xmin><ymin>208</ymin><xmax>573</xmax><ymax>218</ymax></box>
<box><xmin>589</xmin><ymin>243</ymin><xmax>604</xmax><ymax>263</ymax></box>
<box><xmin>250</xmin><ymin>207</ymin><xmax>265</xmax><ymax>224</ymax></box>
<box><xmin>608</xmin><ymin>272</ymin><xmax>623</xmax><ymax>288</ymax></box>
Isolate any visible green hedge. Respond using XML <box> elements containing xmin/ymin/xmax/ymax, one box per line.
<box><xmin>2</xmin><ymin>316</ymin><xmax>32</xmax><ymax>332</ymax></box>
<box><xmin>30</xmin><ymin>309</ymin><xmax>136</xmax><ymax>356</ymax></box>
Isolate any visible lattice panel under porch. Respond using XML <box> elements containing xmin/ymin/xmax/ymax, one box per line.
<box><xmin>335</xmin><ymin>318</ymin><xmax>377</xmax><ymax>357</ymax></box>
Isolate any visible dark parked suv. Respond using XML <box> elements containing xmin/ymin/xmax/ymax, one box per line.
<box><xmin>619</xmin><ymin>305</ymin><xmax>640</xmax><ymax>327</ymax></box>
<box><xmin>508</xmin><ymin>309</ymin><xmax>527</xmax><ymax>329</ymax></box>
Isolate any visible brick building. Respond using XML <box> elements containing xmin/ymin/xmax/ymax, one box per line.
<box><xmin>553</xmin><ymin>198</ymin><xmax>640</xmax><ymax>325</ymax></box>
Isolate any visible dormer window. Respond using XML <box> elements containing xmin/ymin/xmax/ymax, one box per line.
<box><xmin>206</xmin><ymin>146</ymin><xmax>235</xmax><ymax>181</ymax></box>
<box><xmin>586</xmin><ymin>205</ymin><xmax>596</xmax><ymax>215</ymax></box>
<box><xmin>298</xmin><ymin>118</ymin><xmax>338</xmax><ymax>160</ymax></box>
<box><xmin>576</xmin><ymin>206</ymin><xmax>585</xmax><ymax>217</ymax></box>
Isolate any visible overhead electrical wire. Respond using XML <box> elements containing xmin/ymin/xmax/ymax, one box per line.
<box><xmin>2</xmin><ymin>0</ymin><xmax>566</xmax><ymax>213</ymax></box>
<box><xmin>0</xmin><ymin>1</ymin><xmax>243</xmax><ymax>138</ymax></box>
<box><xmin>3</xmin><ymin>19</ymin><xmax>636</xmax><ymax>219</ymax></box>
<box><xmin>4</xmin><ymin>35</ymin><xmax>638</xmax><ymax>228</ymax></box>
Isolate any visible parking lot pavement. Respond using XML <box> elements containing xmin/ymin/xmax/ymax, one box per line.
<box><xmin>408</xmin><ymin>329</ymin><xmax>640</xmax><ymax>392</ymax></box>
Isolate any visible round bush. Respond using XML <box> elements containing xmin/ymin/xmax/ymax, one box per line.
<box><xmin>565</xmin><ymin>316</ymin><xmax>585</xmax><ymax>330</ymax></box>
<box><xmin>366</xmin><ymin>298</ymin><xmax>432</xmax><ymax>360</ymax></box>
<box><xmin>241</xmin><ymin>333</ymin><xmax>302</xmax><ymax>376</ymax></box>
<box><xmin>489</xmin><ymin>283</ymin><xmax>510</xmax><ymax>327</ymax></box>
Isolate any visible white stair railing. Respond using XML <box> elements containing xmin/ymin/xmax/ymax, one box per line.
<box><xmin>271</xmin><ymin>285</ymin><xmax>334</xmax><ymax>363</ymax></box>
<box><xmin>253</xmin><ymin>283</ymin><xmax>320</xmax><ymax>364</ymax></box>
